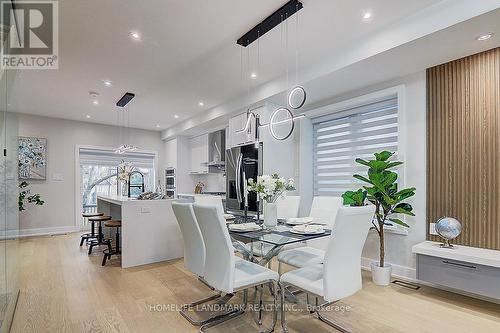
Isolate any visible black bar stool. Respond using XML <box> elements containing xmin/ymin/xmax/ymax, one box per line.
<box><xmin>102</xmin><ymin>220</ymin><xmax>121</xmax><ymax>266</ymax></box>
<box><xmin>88</xmin><ymin>215</ymin><xmax>112</xmax><ymax>255</ymax></box>
<box><xmin>79</xmin><ymin>212</ymin><xmax>104</xmax><ymax>246</ymax></box>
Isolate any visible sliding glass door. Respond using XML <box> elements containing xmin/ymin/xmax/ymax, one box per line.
<box><xmin>0</xmin><ymin>8</ymin><xmax>20</xmax><ymax>330</ymax></box>
<box><xmin>0</xmin><ymin>53</ymin><xmax>19</xmax><ymax>333</ymax></box>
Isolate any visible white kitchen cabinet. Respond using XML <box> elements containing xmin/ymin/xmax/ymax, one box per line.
<box><xmin>189</xmin><ymin>134</ymin><xmax>209</xmax><ymax>174</ymax></box>
<box><xmin>228</xmin><ymin>111</ymin><xmax>257</xmax><ymax>148</ymax></box>
<box><xmin>226</xmin><ymin>103</ymin><xmax>296</xmax><ymax>179</ymax></box>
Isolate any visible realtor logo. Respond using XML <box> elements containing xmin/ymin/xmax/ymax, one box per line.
<box><xmin>1</xmin><ymin>0</ymin><xmax>58</xmax><ymax>69</ymax></box>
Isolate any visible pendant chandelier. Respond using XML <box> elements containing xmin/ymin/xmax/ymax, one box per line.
<box><xmin>115</xmin><ymin>92</ymin><xmax>138</xmax><ymax>154</ymax></box>
<box><xmin>235</xmin><ymin>0</ymin><xmax>306</xmax><ymax>142</ymax></box>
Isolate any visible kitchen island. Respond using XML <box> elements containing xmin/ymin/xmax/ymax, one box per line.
<box><xmin>97</xmin><ymin>195</ymin><xmax>183</xmax><ymax>268</ymax></box>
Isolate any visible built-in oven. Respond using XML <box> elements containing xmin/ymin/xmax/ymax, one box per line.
<box><xmin>225</xmin><ymin>142</ymin><xmax>262</xmax><ymax>214</ymax></box>
<box><xmin>165</xmin><ymin>189</ymin><xmax>176</xmax><ymax>198</ymax></box>
<box><xmin>165</xmin><ymin>168</ymin><xmax>176</xmax><ymax>198</ymax></box>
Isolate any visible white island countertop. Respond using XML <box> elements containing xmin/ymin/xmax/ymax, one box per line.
<box><xmin>97</xmin><ymin>195</ymin><xmax>175</xmax><ymax>205</ymax></box>
<box><xmin>177</xmin><ymin>193</ymin><xmax>226</xmax><ymax>200</ymax></box>
<box><xmin>96</xmin><ymin>195</ymin><xmax>183</xmax><ymax>268</ymax></box>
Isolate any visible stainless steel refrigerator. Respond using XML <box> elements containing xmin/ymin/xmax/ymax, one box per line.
<box><xmin>225</xmin><ymin>143</ymin><xmax>262</xmax><ymax>213</ymax></box>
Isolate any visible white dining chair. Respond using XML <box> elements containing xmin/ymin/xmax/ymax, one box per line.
<box><xmin>277</xmin><ymin>195</ymin><xmax>301</xmax><ymax>219</ymax></box>
<box><xmin>280</xmin><ymin>205</ymin><xmax>376</xmax><ymax>333</ymax></box>
<box><xmin>194</xmin><ymin>195</ymin><xmax>225</xmax><ymax>215</ymax></box>
<box><xmin>193</xmin><ymin>203</ymin><xmax>279</xmax><ymax>333</ymax></box>
<box><xmin>277</xmin><ymin>196</ymin><xmax>343</xmax><ymax>272</ymax></box>
<box><xmin>172</xmin><ymin>202</ymin><xmax>231</xmax><ymax>326</ymax></box>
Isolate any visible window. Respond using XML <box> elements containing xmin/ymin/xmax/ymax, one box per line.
<box><xmin>79</xmin><ymin>148</ymin><xmax>156</xmax><ymax>216</ymax></box>
<box><xmin>312</xmin><ymin>96</ymin><xmax>398</xmax><ymax>197</ymax></box>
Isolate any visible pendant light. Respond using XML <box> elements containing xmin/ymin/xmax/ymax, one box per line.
<box><xmin>114</xmin><ymin>93</ymin><xmax>138</xmax><ymax>154</ymax></box>
<box><xmin>287</xmin><ymin>2</ymin><xmax>306</xmax><ymax>110</ymax></box>
<box><xmin>235</xmin><ymin>0</ymin><xmax>306</xmax><ymax>142</ymax></box>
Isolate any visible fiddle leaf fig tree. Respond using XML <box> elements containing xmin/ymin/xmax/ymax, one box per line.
<box><xmin>341</xmin><ymin>189</ymin><xmax>367</xmax><ymax>207</ymax></box>
<box><xmin>343</xmin><ymin>151</ymin><xmax>416</xmax><ymax>268</ymax></box>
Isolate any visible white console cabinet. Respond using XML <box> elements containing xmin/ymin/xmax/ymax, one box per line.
<box><xmin>413</xmin><ymin>241</ymin><xmax>500</xmax><ymax>302</ymax></box>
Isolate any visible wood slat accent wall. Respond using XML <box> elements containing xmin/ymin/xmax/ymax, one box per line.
<box><xmin>427</xmin><ymin>48</ymin><xmax>500</xmax><ymax>250</ymax></box>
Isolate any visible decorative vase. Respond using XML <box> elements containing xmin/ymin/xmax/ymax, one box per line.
<box><xmin>371</xmin><ymin>262</ymin><xmax>392</xmax><ymax>286</ymax></box>
<box><xmin>263</xmin><ymin>202</ymin><xmax>278</xmax><ymax>228</ymax></box>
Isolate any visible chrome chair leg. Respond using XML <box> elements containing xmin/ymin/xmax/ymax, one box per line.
<box><xmin>260</xmin><ymin>281</ymin><xmax>278</xmax><ymax>333</ymax></box>
<box><xmin>198</xmin><ymin>277</ymin><xmax>215</xmax><ymax>290</ymax></box>
<box><xmin>243</xmin><ymin>289</ymin><xmax>248</xmax><ymax>308</ymax></box>
<box><xmin>317</xmin><ymin>310</ymin><xmax>351</xmax><ymax>333</ymax></box>
<box><xmin>257</xmin><ymin>285</ymin><xmax>264</xmax><ymax>325</ymax></box>
<box><xmin>199</xmin><ymin>308</ymin><xmax>245</xmax><ymax>333</ymax></box>
<box><xmin>200</xmin><ymin>281</ymin><xmax>279</xmax><ymax>333</ymax></box>
<box><xmin>280</xmin><ymin>282</ymin><xmax>289</xmax><ymax>333</ymax></box>
<box><xmin>179</xmin><ymin>292</ymin><xmax>229</xmax><ymax>326</ymax></box>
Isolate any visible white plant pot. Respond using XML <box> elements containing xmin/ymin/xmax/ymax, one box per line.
<box><xmin>263</xmin><ymin>202</ymin><xmax>278</xmax><ymax>228</ymax></box>
<box><xmin>371</xmin><ymin>262</ymin><xmax>392</xmax><ymax>286</ymax></box>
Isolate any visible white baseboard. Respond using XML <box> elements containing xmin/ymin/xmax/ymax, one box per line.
<box><xmin>1</xmin><ymin>226</ymin><xmax>80</xmax><ymax>239</ymax></box>
<box><xmin>361</xmin><ymin>257</ymin><xmax>417</xmax><ymax>281</ymax></box>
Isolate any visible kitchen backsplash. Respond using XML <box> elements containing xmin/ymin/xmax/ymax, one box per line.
<box><xmin>191</xmin><ymin>173</ymin><xmax>226</xmax><ymax>193</ymax></box>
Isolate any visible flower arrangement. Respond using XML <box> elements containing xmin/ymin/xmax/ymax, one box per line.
<box><xmin>118</xmin><ymin>160</ymin><xmax>135</xmax><ymax>182</ymax></box>
<box><xmin>118</xmin><ymin>160</ymin><xmax>135</xmax><ymax>196</ymax></box>
<box><xmin>247</xmin><ymin>173</ymin><xmax>296</xmax><ymax>203</ymax></box>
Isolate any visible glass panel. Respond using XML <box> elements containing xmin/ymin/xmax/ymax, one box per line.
<box><xmin>0</xmin><ymin>17</ymin><xmax>20</xmax><ymax>328</ymax></box>
<box><xmin>0</xmin><ymin>68</ymin><xmax>6</xmax><ymax>325</ymax></box>
<box><xmin>80</xmin><ymin>165</ymin><xmax>118</xmax><ymax>227</ymax></box>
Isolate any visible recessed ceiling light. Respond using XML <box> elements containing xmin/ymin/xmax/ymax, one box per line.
<box><xmin>174</xmin><ymin>114</ymin><xmax>179</xmax><ymax>119</ymax></box>
<box><xmin>93</xmin><ymin>100</ymin><xmax>99</xmax><ymax>105</ymax></box>
<box><xmin>476</xmin><ymin>33</ymin><xmax>494</xmax><ymax>41</ymax></box>
<box><xmin>156</xmin><ymin>124</ymin><xmax>161</xmax><ymax>128</ymax></box>
<box><xmin>198</xmin><ymin>101</ymin><xmax>204</xmax><ymax>107</ymax></box>
<box><xmin>250</xmin><ymin>72</ymin><xmax>257</xmax><ymax>79</ymax></box>
<box><xmin>86</xmin><ymin>114</ymin><xmax>91</xmax><ymax>119</ymax></box>
<box><xmin>363</xmin><ymin>12</ymin><xmax>372</xmax><ymax>21</ymax></box>
<box><xmin>103</xmin><ymin>80</ymin><xmax>112</xmax><ymax>87</ymax></box>
<box><xmin>129</xmin><ymin>31</ymin><xmax>141</xmax><ymax>41</ymax></box>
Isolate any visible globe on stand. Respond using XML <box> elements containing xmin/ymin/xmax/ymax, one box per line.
<box><xmin>435</xmin><ymin>217</ymin><xmax>462</xmax><ymax>248</ymax></box>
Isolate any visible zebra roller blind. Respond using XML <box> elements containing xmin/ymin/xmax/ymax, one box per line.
<box><xmin>313</xmin><ymin>97</ymin><xmax>399</xmax><ymax>196</ymax></box>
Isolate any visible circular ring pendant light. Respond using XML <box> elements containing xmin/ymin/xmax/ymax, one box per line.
<box><xmin>287</xmin><ymin>86</ymin><xmax>306</xmax><ymax>109</ymax></box>
<box><xmin>287</xmin><ymin>2</ymin><xmax>306</xmax><ymax>110</ymax></box>
<box><xmin>269</xmin><ymin>107</ymin><xmax>295</xmax><ymax>141</ymax></box>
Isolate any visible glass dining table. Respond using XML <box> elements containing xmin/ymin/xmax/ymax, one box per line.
<box><xmin>228</xmin><ymin>218</ymin><xmax>332</xmax><ymax>266</ymax></box>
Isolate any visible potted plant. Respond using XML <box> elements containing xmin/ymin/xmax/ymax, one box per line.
<box><xmin>247</xmin><ymin>174</ymin><xmax>295</xmax><ymax>228</ymax></box>
<box><xmin>19</xmin><ymin>181</ymin><xmax>45</xmax><ymax>211</ymax></box>
<box><xmin>342</xmin><ymin>151</ymin><xmax>416</xmax><ymax>286</ymax></box>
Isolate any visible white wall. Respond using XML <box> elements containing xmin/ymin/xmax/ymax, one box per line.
<box><xmin>17</xmin><ymin>113</ymin><xmax>164</xmax><ymax>235</ymax></box>
<box><xmin>298</xmin><ymin>71</ymin><xmax>427</xmax><ymax>278</ymax></box>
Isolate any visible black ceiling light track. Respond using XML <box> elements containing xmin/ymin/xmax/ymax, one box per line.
<box><xmin>237</xmin><ymin>0</ymin><xmax>303</xmax><ymax>47</ymax></box>
<box><xmin>116</xmin><ymin>92</ymin><xmax>135</xmax><ymax>107</ymax></box>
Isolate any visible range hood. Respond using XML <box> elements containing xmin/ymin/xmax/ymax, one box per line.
<box><xmin>208</xmin><ymin>130</ymin><xmax>226</xmax><ymax>170</ymax></box>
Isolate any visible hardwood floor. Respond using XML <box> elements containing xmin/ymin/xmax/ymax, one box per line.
<box><xmin>9</xmin><ymin>233</ymin><xmax>500</xmax><ymax>333</ymax></box>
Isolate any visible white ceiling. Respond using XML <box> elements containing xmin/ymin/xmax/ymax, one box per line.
<box><xmin>8</xmin><ymin>0</ymin><xmax>448</xmax><ymax>131</ymax></box>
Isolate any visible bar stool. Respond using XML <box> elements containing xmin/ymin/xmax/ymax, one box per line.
<box><xmin>79</xmin><ymin>212</ymin><xmax>104</xmax><ymax>246</ymax></box>
<box><xmin>88</xmin><ymin>215</ymin><xmax>112</xmax><ymax>255</ymax></box>
<box><xmin>102</xmin><ymin>220</ymin><xmax>121</xmax><ymax>266</ymax></box>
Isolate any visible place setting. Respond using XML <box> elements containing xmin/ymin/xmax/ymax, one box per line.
<box><xmin>228</xmin><ymin>222</ymin><xmax>262</xmax><ymax>233</ymax></box>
